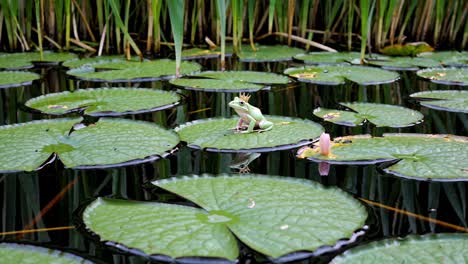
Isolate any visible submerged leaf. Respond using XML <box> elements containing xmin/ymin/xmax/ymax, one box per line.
<box><xmin>331</xmin><ymin>233</ymin><xmax>468</xmax><ymax>264</ymax></box>
<box><xmin>314</xmin><ymin>102</ymin><xmax>424</xmax><ymax>127</ymax></box>
<box><xmin>299</xmin><ymin>134</ymin><xmax>468</xmax><ymax>181</ymax></box>
<box><xmin>0</xmin><ymin>243</ymin><xmax>93</xmax><ymax>264</ymax></box>
<box><xmin>380</xmin><ymin>43</ymin><xmax>434</xmax><ymax>56</ymax></box>
<box><xmin>410</xmin><ymin>90</ymin><xmax>468</xmax><ymax>113</ymax></box>
<box><xmin>284</xmin><ymin>65</ymin><xmax>399</xmax><ymax>85</ymax></box>
<box><xmin>0</xmin><ymin>71</ymin><xmax>41</xmax><ymax>88</ymax></box>
<box><xmin>417</xmin><ymin>68</ymin><xmax>468</xmax><ymax>86</ymax></box>
<box><xmin>25</xmin><ymin>88</ymin><xmax>181</xmax><ymax>116</ymax></box>
<box><xmin>238</xmin><ymin>45</ymin><xmax>305</xmax><ymax>62</ymax></box>
<box><xmin>175</xmin><ymin>116</ymin><xmax>323</xmax><ymax>152</ymax></box>
<box><xmin>0</xmin><ymin>51</ymin><xmax>78</xmax><ymax>70</ymax></box>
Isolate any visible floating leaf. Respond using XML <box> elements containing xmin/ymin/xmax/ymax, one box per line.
<box><xmin>417</xmin><ymin>51</ymin><xmax>468</xmax><ymax>67</ymax></box>
<box><xmin>194</xmin><ymin>71</ymin><xmax>289</xmax><ymax>84</ymax></box>
<box><xmin>67</xmin><ymin>59</ymin><xmax>201</xmax><ymax>82</ymax></box>
<box><xmin>331</xmin><ymin>233</ymin><xmax>468</xmax><ymax>264</ymax></box>
<box><xmin>83</xmin><ymin>175</ymin><xmax>367</xmax><ymax>261</ymax></box>
<box><xmin>25</xmin><ymin>88</ymin><xmax>181</xmax><ymax>116</ymax></box>
<box><xmin>299</xmin><ymin>134</ymin><xmax>468</xmax><ymax>181</ymax></box>
<box><xmin>314</xmin><ymin>102</ymin><xmax>423</xmax><ymax>127</ymax></box>
<box><xmin>0</xmin><ymin>51</ymin><xmax>78</xmax><ymax>70</ymax></box>
<box><xmin>175</xmin><ymin>116</ymin><xmax>323</xmax><ymax>152</ymax></box>
<box><xmin>182</xmin><ymin>45</ymin><xmax>233</xmax><ymax>60</ymax></box>
<box><xmin>380</xmin><ymin>43</ymin><xmax>434</xmax><ymax>56</ymax></box>
<box><xmin>417</xmin><ymin>68</ymin><xmax>468</xmax><ymax>86</ymax></box>
<box><xmin>410</xmin><ymin>90</ymin><xmax>468</xmax><ymax>113</ymax></box>
<box><xmin>367</xmin><ymin>57</ymin><xmax>440</xmax><ymax>70</ymax></box>
<box><xmin>62</xmin><ymin>55</ymin><xmax>140</xmax><ymax>69</ymax></box>
<box><xmin>170</xmin><ymin>78</ymin><xmax>265</xmax><ymax>92</ymax></box>
<box><xmin>0</xmin><ymin>243</ymin><xmax>93</xmax><ymax>264</ymax></box>
<box><xmin>0</xmin><ymin>118</ymin><xmax>179</xmax><ymax>172</ymax></box>
<box><xmin>294</xmin><ymin>52</ymin><xmax>361</xmax><ymax>65</ymax></box>
<box><xmin>284</xmin><ymin>65</ymin><xmax>399</xmax><ymax>85</ymax></box>
<box><xmin>0</xmin><ymin>71</ymin><xmax>41</xmax><ymax>88</ymax></box>
<box><xmin>238</xmin><ymin>45</ymin><xmax>304</xmax><ymax>62</ymax></box>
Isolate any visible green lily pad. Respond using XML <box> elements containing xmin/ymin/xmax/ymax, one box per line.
<box><xmin>294</xmin><ymin>52</ymin><xmax>361</xmax><ymax>65</ymax></box>
<box><xmin>417</xmin><ymin>51</ymin><xmax>468</xmax><ymax>67</ymax></box>
<box><xmin>175</xmin><ymin>116</ymin><xmax>323</xmax><ymax>152</ymax></box>
<box><xmin>83</xmin><ymin>175</ymin><xmax>367</xmax><ymax>261</ymax></box>
<box><xmin>367</xmin><ymin>57</ymin><xmax>440</xmax><ymax>70</ymax></box>
<box><xmin>67</xmin><ymin>59</ymin><xmax>201</xmax><ymax>82</ymax></box>
<box><xmin>238</xmin><ymin>45</ymin><xmax>305</xmax><ymax>62</ymax></box>
<box><xmin>194</xmin><ymin>70</ymin><xmax>289</xmax><ymax>84</ymax></box>
<box><xmin>331</xmin><ymin>233</ymin><xmax>468</xmax><ymax>264</ymax></box>
<box><xmin>182</xmin><ymin>45</ymin><xmax>233</xmax><ymax>60</ymax></box>
<box><xmin>299</xmin><ymin>134</ymin><xmax>468</xmax><ymax>181</ymax></box>
<box><xmin>0</xmin><ymin>118</ymin><xmax>179</xmax><ymax>172</ymax></box>
<box><xmin>417</xmin><ymin>68</ymin><xmax>468</xmax><ymax>86</ymax></box>
<box><xmin>0</xmin><ymin>51</ymin><xmax>78</xmax><ymax>70</ymax></box>
<box><xmin>284</xmin><ymin>65</ymin><xmax>399</xmax><ymax>85</ymax></box>
<box><xmin>25</xmin><ymin>88</ymin><xmax>181</xmax><ymax>116</ymax></box>
<box><xmin>410</xmin><ymin>90</ymin><xmax>468</xmax><ymax>113</ymax></box>
<box><xmin>0</xmin><ymin>243</ymin><xmax>93</xmax><ymax>264</ymax></box>
<box><xmin>170</xmin><ymin>78</ymin><xmax>265</xmax><ymax>92</ymax></box>
<box><xmin>313</xmin><ymin>102</ymin><xmax>424</xmax><ymax>127</ymax></box>
<box><xmin>0</xmin><ymin>71</ymin><xmax>41</xmax><ymax>88</ymax></box>
<box><xmin>62</xmin><ymin>55</ymin><xmax>140</xmax><ymax>69</ymax></box>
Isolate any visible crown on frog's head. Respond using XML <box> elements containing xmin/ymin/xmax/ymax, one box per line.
<box><xmin>239</xmin><ymin>93</ymin><xmax>251</xmax><ymax>103</ymax></box>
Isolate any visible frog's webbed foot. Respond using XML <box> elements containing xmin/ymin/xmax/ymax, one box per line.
<box><xmin>239</xmin><ymin>166</ymin><xmax>251</xmax><ymax>174</ymax></box>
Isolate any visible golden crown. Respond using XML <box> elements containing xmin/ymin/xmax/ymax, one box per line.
<box><xmin>239</xmin><ymin>93</ymin><xmax>251</xmax><ymax>102</ymax></box>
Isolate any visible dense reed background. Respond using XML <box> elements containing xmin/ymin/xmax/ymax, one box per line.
<box><xmin>0</xmin><ymin>0</ymin><xmax>466</xmax><ymax>56</ymax></box>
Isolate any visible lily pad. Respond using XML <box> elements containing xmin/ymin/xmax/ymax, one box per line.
<box><xmin>294</xmin><ymin>52</ymin><xmax>361</xmax><ymax>65</ymax></box>
<box><xmin>313</xmin><ymin>102</ymin><xmax>423</xmax><ymax>127</ymax></box>
<box><xmin>417</xmin><ymin>51</ymin><xmax>468</xmax><ymax>67</ymax></box>
<box><xmin>67</xmin><ymin>59</ymin><xmax>201</xmax><ymax>82</ymax></box>
<box><xmin>0</xmin><ymin>118</ymin><xmax>179</xmax><ymax>172</ymax></box>
<box><xmin>182</xmin><ymin>46</ymin><xmax>233</xmax><ymax>60</ymax></box>
<box><xmin>331</xmin><ymin>233</ymin><xmax>468</xmax><ymax>264</ymax></box>
<box><xmin>0</xmin><ymin>71</ymin><xmax>41</xmax><ymax>88</ymax></box>
<box><xmin>0</xmin><ymin>51</ymin><xmax>78</xmax><ymax>70</ymax></box>
<box><xmin>83</xmin><ymin>175</ymin><xmax>368</xmax><ymax>261</ymax></box>
<box><xmin>416</xmin><ymin>68</ymin><xmax>468</xmax><ymax>86</ymax></box>
<box><xmin>175</xmin><ymin>116</ymin><xmax>323</xmax><ymax>152</ymax></box>
<box><xmin>25</xmin><ymin>88</ymin><xmax>181</xmax><ymax>116</ymax></box>
<box><xmin>410</xmin><ymin>90</ymin><xmax>468</xmax><ymax>113</ymax></box>
<box><xmin>238</xmin><ymin>45</ymin><xmax>305</xmax><ymax>62</ymax></box>
<box><xmin>0</xmin><ymin>243</ymin><xmax>93</xmax><ymax>264</ymax></box>
<box><xmin>62</xmin><ymin>55</ymin><xmax>140</xmax><ymax>69</ymax></box>
<box><xmin>298</xmin><ymin>133</ymin><xmax>468</xmax><ymax>181</ymax></box>
<box><xmin>284</xmin><ymin>65</ymin><xmax>399</xmax><ymax>85</ymax></box>
<box><xmin>367</xmin><ymin>57</ymin><xmax>440</xmax><ymax>70</ymax></box>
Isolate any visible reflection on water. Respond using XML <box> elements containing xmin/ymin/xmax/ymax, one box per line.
<box><xmin>0</xmin><ymin>58</ymin><xmax>466</xmax><ymax>263</ymax></box>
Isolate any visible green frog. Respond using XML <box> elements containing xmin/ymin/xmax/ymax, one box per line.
<box><xmin>228</xmin><ymin>93</ymin><xmax>273</xmax><ymax>133</ymax></box>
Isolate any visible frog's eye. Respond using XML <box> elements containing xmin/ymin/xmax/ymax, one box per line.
<box><xmin>240</xmin><ymin>101</ymin><xmax>244</xmax><ymax>105</ymax></box>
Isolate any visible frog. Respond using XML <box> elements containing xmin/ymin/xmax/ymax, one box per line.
<box><xmin>228</xmin><ymin>93</ymin><xmax>273</xmax><ymax>133</ymax></box>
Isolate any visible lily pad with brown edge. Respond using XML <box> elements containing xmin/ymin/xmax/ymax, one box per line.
<box><xmin>82</xmin><ymin>175</ymin><xmax>368</xmax><ymax>262</ymax></box>
<box><xmin>367</xmin><ymin>56</ymin><xmax>440</xmax><ymax>71</ymax></box>
<box><xmin>331</xmin><ymin>233</ymin><xmax>468</xmax><ymax>264</ymax></box>
<box><xmin>238</xmin><ymin>45</ymin><xmax>305</xmax><ymax>62</ymax></box>
<box><xmin>298</xmin><ymin>133</ymin><xmax>468</xmax><ymax>181</ymax></box>
<box><xmin>416</xmin><ymin>68</ymin><xmax>468</xmax><ymax>86</ymax></box>
<box><xmin>313</xmin><ymin>102</ymin><xmax>424</xmax><ymax>127</ymax></box>
<box><xmin>66</xmin><ymin>59</ymin><xmax>202</xmax><ymax>82</ymax></box>
<box><xmin>0</xmin><ymin>71</ymin><xmax>41</xmax><ymax>88</ymax></box>
<box><xmin>181</xmin><ymin>45</ymin><xmax>234</xmax><ymax>60</ymax></box>
<box><xmin>417</xmin><ymin>51</ymin><xmax>468</xmax><ymax>67</ymax></box>
<box><xmin>284</xmin><ymin>65</ymin><xmax>399</xmax><ymax>85</ymax></box>
<box><xmin>25</xmin><ymin>88</ymin><xmax>181</xmax><ymax>116</ymax></box>
<box><xmin>175</xmin><ymin>116</ymin><xmax>323</xmax><ymax>152</ymax></box>
<box><xmin>0</xmin><ymin>51</ymin><xmax>78</xmax><ymax>70</ymax></box>
<box><xmin>410</xmin><ymin>90</ymin><xmax>468</xmax><ymax>113</ymax></box>
<box><xmin>0</xmin><ymin>243</ymin><xmax>94</xmax><ymax>264</ymax></box>
<box><xmin>0</xmin><ymin>118</ymin><xmax>179</xmax><ymax>172</ymax></box>
<box><xmin>293</xmin><ymin>52</ymin><xmax>362</xmax><ymax>65</ymax></box>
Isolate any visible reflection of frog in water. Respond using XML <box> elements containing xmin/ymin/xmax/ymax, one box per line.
<box><xmin>229</xmin><ymin>152</ymin><xmax>261</xmax><ymax>173</ymax></box>
<box><xmin>228</xmin><ymin>93</ymin><xmax>273</xmax><ymax>133</ymax></box>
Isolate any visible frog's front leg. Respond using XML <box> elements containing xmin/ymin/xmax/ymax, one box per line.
<box><xmin>257</xmin><ymin>119</ymin><xmax>273</xmax><ymax>132</ymax></box>
<box><xmin>233</xmin><ymin>118</ymin><xmax>247</xmax><ymax>132</ymax></box>
<box><xmin>240</xmin><ymin>114</ymin><xmax>258</xmax><ymax>133</ymax></box>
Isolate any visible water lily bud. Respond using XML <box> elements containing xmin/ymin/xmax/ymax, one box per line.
<box><xmin>319</xmin><ymin>132</ymin><xmax>331</xmax><ymax>156</ymax></box>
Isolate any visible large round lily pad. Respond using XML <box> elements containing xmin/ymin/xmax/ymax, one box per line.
<box><xmin>0</xmin><ymin>118</ymin><xmax>179</xmax><ymax>172</ymax></box>
<box><xmin>67</xmin><ymin>59</ymin><xmax>201</xmax><ymax>82</ymax></box>
<box><xmin>0</xmin><ymin>51</ymin><xmax>78</xmax><ymax>70</ymax></box>
<box><xmin>313</xmin><ymin>102</ymin><xmax>423</xmax><ymax>127</ymax></box>
<box><xmin>284</xmin><ymin>65</ymin><xmax>399</xmax><ymax>85</ymax></box>
<box><xmin>367</xmin><ymin>57</ymin><xmax>440</xmax><ymax>70</ymax></box>
<box><xmin>294</xmin><ymin>52</ymin><xmax>361</xmax><ymax>65</ymax></box>
<box><xmin>238</xmin><ymin>45</ymin><xmax>305</xmax><ymax>62</ymax></box>
<box><xmin>62</xmin><ymin>55</ymin><xmax>140</xmax><ymax>69</ymax></box>
<box><xmin>416</xmin><ymin>68</ymin><xmax>468</xmax><ymax>86</ymax></box>
<box><xmin>0</xmin><ymin>243</ymin><xmax>93</xmax><ymax>264</ymax></box>
<box><xmin>170</xmin><ymin>71</ymin><xmax>288</xmax><ymax>92</ymax></box>
<box><xmin>417</xmin><ymin>51</ymin><xmax>468</xmax><ymax>67</ymax></box>
<box><xmin>331</xmin><ymin>233</ymin><xmax>468</xmax><ymax>264</ymax></box>
<box><xmin>298</xmin><ymin>133</ymin><xmax>468</xmax><ymax>181</ymax></box>
<box><xmin>83</xmin><ymin>175</ymin><xmax>368</xmax><ymax>261</ymax></box>
<box><xmin>175</xmin><ymin>116</ymin><xmax>324</xmax><ymax>152</ymax></box>
<box><xmin>25</xmin><ymin>88</ymin><xmax>181</xmax><ymax>116</ymax></box>
<box><xmin>0</xmin><ymin>71</ymin><xmax>41</xmax><ymax>88</ymax></box>
<box><xmin>410</xmin><ymin>90</ymin><xmax>468</xmax><ymax>113</ymax></box>
<box><xmin>182</xmin><ymin>46</ymin><xmax>234</xmax><ymax>60</ymax></box>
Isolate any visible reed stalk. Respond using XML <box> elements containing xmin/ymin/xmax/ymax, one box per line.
<box><xmin>166</xmin><ymin>0</ymin><xmax>184</xmax><ymax>76</ymax></box>
<box><xmin>215</xmin><ymin>0</ymin><xmax>227</xmax><ymax>70</ymax></box>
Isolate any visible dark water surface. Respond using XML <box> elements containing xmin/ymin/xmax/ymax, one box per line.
<box><xmin>0</xmin><ymin>57</ymin><xmax>467</xmax><ymax>263</ymax></box>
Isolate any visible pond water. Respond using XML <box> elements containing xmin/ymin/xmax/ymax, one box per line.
<box><xmin>0</xmin><ymin>56</ymin><xmax>466</xmax><ymax>263</ymax></box>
